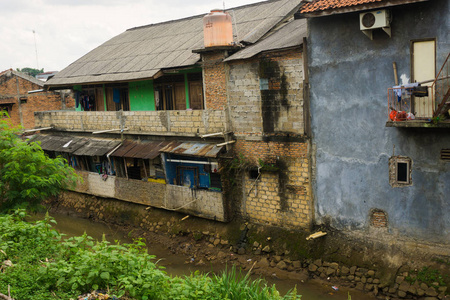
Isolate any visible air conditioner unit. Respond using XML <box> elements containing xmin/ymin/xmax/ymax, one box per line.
<box><xmin>359</xmin><ymin>9</ymin><xmax>391</xmax><ymax>39</ymax></box>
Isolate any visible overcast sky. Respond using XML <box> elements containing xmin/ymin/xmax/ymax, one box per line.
<box><xmin>1</xmin><ymin>0</ymin><xmax>264</xmax><ymax>73</ymax></box>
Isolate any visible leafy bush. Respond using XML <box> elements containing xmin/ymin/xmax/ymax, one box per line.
<box><xmin>0</xmin><ymin>113</ymin><xmax>79</xmax><ymax>209</ymax></box>
<box><xmin>0</xmin><ymin>210</ymin><xmax>300</xmax><ymax>300</ymax></box>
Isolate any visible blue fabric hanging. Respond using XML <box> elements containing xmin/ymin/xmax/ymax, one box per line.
<box><xmin>113</xmin><ymin>88</ymin><xmax>121</xmax><ymax>103</ymax></box>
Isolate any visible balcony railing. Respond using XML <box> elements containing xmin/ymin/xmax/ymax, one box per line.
<box><xmin>387</xmin><ymin>53</ymin><xmax>450</xmax><ymax>127</ymax></box>
<box><xmin>387</xmin><ymin>85</ymin><xmax>433</xmax><ymax>121</ymax></box>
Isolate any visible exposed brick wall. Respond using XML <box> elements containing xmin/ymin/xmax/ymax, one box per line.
<box><xmin>234</xmin><ymin>139</ymin><xmax>308</xmax><ymax>164</ymax></box>
<box><xmin>235</xmin><ymin>139</ymin><xmax>312</xmax><ymax>228</ymax></box>
<box><xmin>371</xmin><ymin>210</ymin><xmax>388</xmax><ymax>228</ymax></box>
<box><xmin>203</xmin><ymin>52</ymin><xmax>228</xmax><ymax>110</ymax></box>
<box><xmin>0</xmin><ymin>72</ymin><xmax>73</xmax><ymax>129</ymax></box>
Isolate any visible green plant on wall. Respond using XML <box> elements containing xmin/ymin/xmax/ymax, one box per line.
<box><xmin>258</xmin><ymin>158</ymin><xmax>279</xmax><ymax>172</ymax></box>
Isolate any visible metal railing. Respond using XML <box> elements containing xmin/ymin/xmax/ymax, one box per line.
<box><xmin>433</xmin><ymin>52</ymin><xmax>450</xmax><ymax>118</ymax></box>
<box><xmin>387</xmin><ymin>52</ymin><xmax>450</xmax><ymax>121</ymax></box>
<box><xmin>387</xmin><ymin>85</ymin><xmax>433</xmax><ymax>121</ymax></box>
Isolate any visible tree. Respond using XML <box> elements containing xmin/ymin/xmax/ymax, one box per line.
<box><xmin>16</xmin><ymin>67</ymin><xmax>44</xmax><ymax>78</ymax></box>
<box><xmin>0</xmin><ymin>112</ymin><xmax>79</xmax><ymax>209</ymax></box>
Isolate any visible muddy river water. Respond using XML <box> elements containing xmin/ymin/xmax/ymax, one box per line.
<box><xmin>31</xmin><ymin>212</ymin><xmax>375</xmax><ymax>300</ymax></box>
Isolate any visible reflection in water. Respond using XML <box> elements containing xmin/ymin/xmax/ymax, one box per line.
<box><xmin>29</xmin><ymin>212</ymin><xmax>374</xmax><ymax>300</ymax></box>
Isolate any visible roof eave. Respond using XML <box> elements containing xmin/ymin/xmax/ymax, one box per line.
<box><xmin>300</xmin><ymin>0</ymin><xmax>429</xmax><ymax>17</ymax></box>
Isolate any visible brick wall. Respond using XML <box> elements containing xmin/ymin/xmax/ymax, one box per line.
<box><xmin>203</xmin><ymin>52</ymin><xmax>228</xmax><ymax>110</ymax></box>
<box><xmin>0</xmin><ymin>72</ymin><xmax>73</xmax><ymax>129</ymax></box>
<box><xmin>34</xmin><ymin>110</ymin><xmax>226</xmax><ymax>136</ymax></box>
<box><xmin>235</xmin><ymin>140</ymin><xmax>312</xmax><ymax>228</ymax></box>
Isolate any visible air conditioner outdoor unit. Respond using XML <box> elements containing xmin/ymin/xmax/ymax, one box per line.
<box><xmin>359</xmin><ymin>9</ymin><xmax>391</xmax><ymax>39</ymax></box>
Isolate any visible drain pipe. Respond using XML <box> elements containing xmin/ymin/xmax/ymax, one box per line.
<box><xmin>106</xmin><ymin>142</ymin><xmax>122</xmax><ymax>174</ymax></box>
<box><xmin>247</xmin><ymin>166</ymin><xmax>262</xmax><ymax>196</ymax></box>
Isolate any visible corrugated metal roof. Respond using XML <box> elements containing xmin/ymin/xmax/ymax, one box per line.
<box><xmin>160</xmin><ymin>141</ymin><xmax>223</xmax><ymax>158</ymax></box>
<box><xmin>110</xmin><ymin>140</ymin><xmax>171</xmax><ymax>159</ymax></box>
<box><xmin>32</xmin><ymin>135</ymin><xmax>120</xmax><ymax>156</ymax></box>
<box><xmin>225</xmin><ymin>19</ymin><xmax>307</xmax><ymax>62</ymax></box>
<box><xmin>45</xmin><ymin>0</ymin><xmax>302</xmax><ymax>87</ymax></box>
<box><xmin>73</xmin><ymin>139</ymin><xmax>121</xmax><ymax>156</ymax></box>
<box><xmin>32</xmin><ymin>135</ymin><xmax>88</xmax><ymax>153</ymax></box>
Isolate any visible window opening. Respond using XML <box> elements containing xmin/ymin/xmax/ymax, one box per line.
<box><xmin>396</xmin><ymin>162</ymin><xmax>409</xmax><ymax>183</ymax></box>
<box><xmin>389</xmin><ymin>156</ymin><xmax>412</xmax><ymax>187</ymax></box>
<box><xmin>176</xmin><ymin>166</ymin><xmax>199</xmax><ymax>188</ymax></box>
<box><xmin>154</xmin><ymin>72</ymin><xmax>203</xmax><ymax>111</ymax></box>
<box><xmin>210</xmin><ymin>172</ymin><xmax>222</xmax><ymax>190</ymax></box>
<box><xmin>249</xmin><ymin>169</ymin><xmax>259</xmax><ymax>180</ymax></box>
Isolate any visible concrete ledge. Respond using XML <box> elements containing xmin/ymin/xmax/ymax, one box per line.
<box><xmin>386</xmin><ymin>120</ymin><xmax>450</xmax><ymax>128</ymax></box>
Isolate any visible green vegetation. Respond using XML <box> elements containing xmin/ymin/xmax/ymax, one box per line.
<box><xmin>16</xmin><ymin>67</ymin><xmax>44</xmax><ymax>78</ymax></box>
<box><xmin>0</xmin><ymin>210</ymin><xmax>300</xmax><ymax>300</ymax></box>
<box><xmin>0</xmin><ymin>114</ymin><xmax>79</xmax><ymax>210</ymax></box>
<box><xmin>405</xmin><ymin>266</ymin><xmax>448</xmax><ymax>287</ymax></box>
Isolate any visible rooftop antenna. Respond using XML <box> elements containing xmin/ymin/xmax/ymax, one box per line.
<box><xmin>32</xmin><ymin>30</ymin><xmax>39</xmax><ymax>70</ymax></box>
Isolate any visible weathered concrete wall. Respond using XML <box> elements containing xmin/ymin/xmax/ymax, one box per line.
<box><xmin>308</xmin><ymin>0</ymin><xmax>450</xmax><ymax>243</ymax></box>
<box><xmin>71</xmin><ymin>171</ymin><xmax>226</xmax><ymax>221</ymax></box>
<box><xmin>165</xmin><ymin>185</ymin><xmax>225</xmax><ymax>222</ymax></box>
<box><xmin>34</xmin><ymin>109</ymin><xmax>226</xmax><ymax>136</ymax></box>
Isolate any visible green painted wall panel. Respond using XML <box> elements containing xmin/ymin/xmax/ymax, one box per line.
<box><xmin>129</xmin><ymin>80</ymin><xmax>155</xmax><ymax>111</ymax></box>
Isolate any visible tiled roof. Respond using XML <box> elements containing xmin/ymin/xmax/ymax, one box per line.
<box><xmin>300</xmin><ymin>0</ymin><xmax>428</xmax><ymax>14</ymax></box>
<box><xmin>300</xmin><ymin>0</ymin><xmax>384</xmax><ymax>13</ymax></box>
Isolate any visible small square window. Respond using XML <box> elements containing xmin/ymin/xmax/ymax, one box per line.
<box><xmin>389</xmin><ymin>156</ymin><xmax>412</xmax><ymax>187</ymax></box>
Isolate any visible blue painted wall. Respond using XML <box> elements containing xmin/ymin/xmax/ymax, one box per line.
<box><xmin>164</xmin><ymin>154</ymin><xmax>211</xmax><ymax>189</ymax></box>
<box><xmin>307</xmin><ymin>0</ymin><xmax>450</xmax><ymax>243</ymax></box>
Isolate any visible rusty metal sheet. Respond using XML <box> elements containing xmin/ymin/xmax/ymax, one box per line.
<box><xmin>109</xmin><ymin>140</ymin><xmax>135</xmax><ymax>157</ymax></box>
<box><xmin>159</xmin><ymin>141</ymin><xmax>223</xmax><ymax>158</ymax></box>
<box><xmin>143</xmin><ymin>141</ymin><xmax>172</xmax><ymax>159</ymax></box>
<box><xmin>110</xmin><ymin>140</ymin><xmax>171</xmax><ymax>159</ymax></box>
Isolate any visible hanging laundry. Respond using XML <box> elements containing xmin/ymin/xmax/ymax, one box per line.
<box><xmin>113</xmin><ymin>88</ymin><xmax>121</xmax><ymax>104</ymax></box>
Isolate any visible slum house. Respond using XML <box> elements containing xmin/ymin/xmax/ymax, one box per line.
<box><xmin>0</xmin><ymin>69</ymin><xmax>73</xmax><ymax>129</ymax></box>
<box><xmin>36</xmin><ymin>0</ymin><xmax>313</xmax><ymax>226</ymax></box>
<box><xmin>299</xmin><ymin>0</ymin><xmax>450</xmax><ymax>247</ymax></box>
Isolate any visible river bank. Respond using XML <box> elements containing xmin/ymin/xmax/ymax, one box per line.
<box><xmin>44</xmin><ymin>192</ymin><xmax>449</xmax><ymax>300</ymax></box>
<box><xmin>33</xmin><ymin>209</ymin><xmax>374</xmax><ymax>300</ymax></box>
